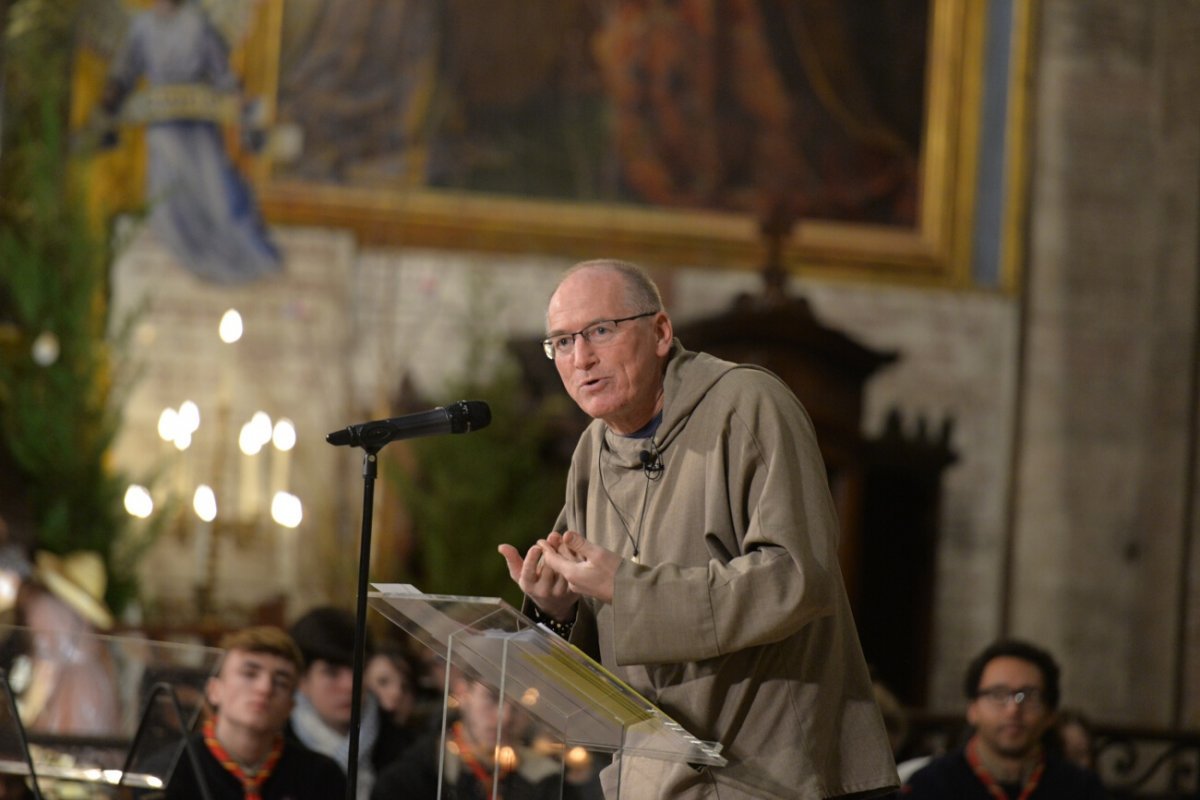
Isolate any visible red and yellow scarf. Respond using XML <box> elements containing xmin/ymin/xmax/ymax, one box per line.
<box><xmin>966</xmin><ymin>734</ymin><xmax>1045</xmax><ymax>800</ymax></box>
<box><xmin>203</xmin><ymin>717</ymin><xmax>284</xmax><ymax>800</ymax></box>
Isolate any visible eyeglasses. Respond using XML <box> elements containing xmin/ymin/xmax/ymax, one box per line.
<box><xmin>542</xmin><ymin>311</ymin><xmax>658</xmax><ymax>360</ymax></box>
<box><xmin>975</xmin><ymin>686</ymin><xmax>1046</xmax><ymax>710</ymax></box>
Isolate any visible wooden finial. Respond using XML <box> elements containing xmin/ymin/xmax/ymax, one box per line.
<box><xmin>758</xmin><ymin>196</ymin><xmax>797</xmax><ymax>306</ymax></box>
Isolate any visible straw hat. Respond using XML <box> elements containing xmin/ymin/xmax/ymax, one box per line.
<box><xmin>34</xmin><ymin>550</ymin><xmax>114</xmax><ymax>631</ymax></box>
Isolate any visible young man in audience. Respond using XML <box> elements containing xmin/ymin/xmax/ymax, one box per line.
<box><xmin>370</xmin><ymin>671</ymin><xmax>595</xmax><ymax>800</ymax></box>
<box><xmin>286</xmin><ymin>606</ymin><xmax>400</xmax><ymax>796</ymax></box>
<box><xmin>364</xmin><ymin>641</ymin><xmax>429</xmax><ymax>759</ymax></box>
<box><xmin>166</xmin><ymin>625</ymin><xmax>345</xmax><ymax>799</ymax></box>
<box><xmin>901</xmin><ymin>639</ymin><xmax>1109</xmax><ymax>799</ymax></box>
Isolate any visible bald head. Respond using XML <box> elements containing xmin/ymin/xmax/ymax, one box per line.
<box><xmin>549</xmin><ymin>260</ymin><xmax>663</xmax><ymax>326</ymax></box>
<box><xmin>546</xmin><ymin>262</ymin><xmax>673</xmax><ymax>434</ymax></box>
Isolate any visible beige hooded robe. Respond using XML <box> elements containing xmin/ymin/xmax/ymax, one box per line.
<box><xmin>557</xmin><ymin>343</ymin><xmax>898</xmax><ymax>799</ymax></box>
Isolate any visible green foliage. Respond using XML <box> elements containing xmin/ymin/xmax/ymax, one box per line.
<box><xmin>382</xmin><ymin>271</ymin><xmax>571</xmax><ymax>605</ymax></box>
<box><xmin>387</xmin><ymin>365</ymin><xmax>568</xmax><ymax>607</ymax></box>
<box><xmin>0</xmin><ymin>0</ymin><xmax>149</xmax><ymax>614</ymax></box>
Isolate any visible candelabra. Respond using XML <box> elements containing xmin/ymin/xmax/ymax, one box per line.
<box><xmin>123</xmin><ymin>308</ymin><xmax>303</xmax><ymax>618</ymax></box>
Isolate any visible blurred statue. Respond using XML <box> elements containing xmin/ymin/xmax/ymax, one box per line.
<box><xmin>0</xmin><ymin>546</ymin><xmax>120</xmax><ymax>737</ymax></box>
<box><xmin>96</xmin><ymin>0</ymin><xmax>283</xmax><ymax>284</ymax></box>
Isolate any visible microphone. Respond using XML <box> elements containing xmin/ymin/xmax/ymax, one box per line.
<box><xmin>639</xmin><ymin>448</ymin><xmax>663</xmax><ymax>478</ymax></box>
<box><xmin>326</xmin><ymin>400</ymin><xmax>491</xmax><ymax>448</ymax></box>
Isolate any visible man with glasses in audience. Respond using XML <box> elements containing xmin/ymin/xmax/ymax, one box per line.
<box><xmin>901</xmin><ymin>639</ymin><xmax>1109</xmax><ymax>799</ymax></box>
<box><xmin>500</xmin><ymin>259</ymin><xmax>897</xmax><ymax>799</ymax></box>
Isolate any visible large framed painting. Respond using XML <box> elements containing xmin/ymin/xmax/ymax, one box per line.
<box><xmin>82</xmin><ymin>0</ymin><xmax>1019</xmax><ymax>286</ymax></box>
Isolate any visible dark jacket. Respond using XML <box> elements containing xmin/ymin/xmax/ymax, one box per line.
<box><xmin>901</xmin><ymin>748</ymin><xmax>1110</xmax><ymax>799</ymax></box>
<box><xmin>165</xmin><ymin>732</ymin><xmax>346</xmax><ymax>799</ymax></box>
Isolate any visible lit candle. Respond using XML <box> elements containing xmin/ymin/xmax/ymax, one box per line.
<box><xmin>238</xmin><ymin>412</ymin><xmax>272</xmax><ymax>520</ymax></box>
<box><xmin>218</xmin><ymin>309</ymin><xmax>244</xmax><ymax>344</ymax></box>
<box><xmin>124</xmin><ymin>485</ymin><xmax>154</xmax><ymax>519</ymax></box>
<box><xmin>217</xmin><ymin>309</ymin><xmax>243</xmax><ymax>408</ymax></box>
<box><xmin>278</xmin><ymin>525</ymin><xmax>297</xmax><ymax>590</ymax></box>
<box><xmin>159</xmin><ymin>407</ymin><xmax>184</xmax><ymax>496</ymax></box>
<box><xmin>176</xmin><ymin>401</ymin><xmax>200</xmax><ymax>500</ymax></box>
<box><xmin>193</xmin><ymin>485</ymin><xmax>217</xmax><ymax>580</ymax></box>
<box><xmin>157</xmin><ymin>407</ymin><xmax>178</xmax><ymax>444</ymax></box>
<box><xmin>238</xmin><ymin>424</ymin><xmax>261</xmax><ymax>520</ymax></box>
<box><xmin>271</xmin><ymin>492</ymin><xmax>303</xmax><ymax>588</ymax></box>
<box><xmin>270</xmin><ymin>418</ymin><xmax>296</xmax><ymax>496</ymax></box>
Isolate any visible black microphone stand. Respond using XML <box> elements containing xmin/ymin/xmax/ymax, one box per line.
<box><xmin>328</xmin><ymin>405</ymin><xmax>489</xmax><ymax>799</ymax></box>
<box><xmin>344</xmin><ymin>443</ymin><xmax>381</xmax><ymax>800</ymax></box>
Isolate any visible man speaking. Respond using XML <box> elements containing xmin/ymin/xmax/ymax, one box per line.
<box><xmin>500</xmin><ymin>260</ymin><xmax>897</xmax><ymax>799</ymax></box>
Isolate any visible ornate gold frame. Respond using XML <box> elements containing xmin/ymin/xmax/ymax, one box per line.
<box><xmin>251</xmin><ymin>1</ymin><xmax>1023</xmax><ymax>289</ymax></box>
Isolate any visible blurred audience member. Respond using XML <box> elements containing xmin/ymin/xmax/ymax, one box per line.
<box><xmin>371</xmin><ymin>672</ymin><xmax>572</xmax><ymax>800</ymax></box>
<box><xmin>0</xmin><ymin>542</ymin><xmax>119</xmax><ymax>736</ymax></box>
<box><xmin>287</xmin><ymin>606</ymin><xmax>402</xmax><ymax>796</ymax></box>
<box><xmin>901</xmin><ymin>639</ymin><xmax>1109</xmax><ymax>799</ymax></box>
<box><xmin>1054</xmin><ymin>708</ymin><xmax>1097</xmax><ymax>772</ymax></box>
<box><xmin>364</xmin><ymin>641</ymin><xmax>428</xmax><ymax>762</ymax></box>
<box><xmin>166</xmin><ymin>625</ymin><xmax>344</xmax><ymax>799</ymax></box>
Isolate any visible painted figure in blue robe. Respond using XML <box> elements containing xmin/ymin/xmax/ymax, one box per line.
<box><xmin>102</xmin><ymin>0</ymin><xmax>282</xmax><ymax>284</ymax></box>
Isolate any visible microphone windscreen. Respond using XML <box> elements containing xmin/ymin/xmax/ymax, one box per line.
<box><xmin>454</xmin><ymin>400</ymin><xmax>492</xmax><ymax>433</ymax></box>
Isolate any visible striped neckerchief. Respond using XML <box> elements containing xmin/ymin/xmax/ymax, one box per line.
<box><xmin>203</xmin><ymin>716</ymin><xmax>284</xmax><ymax>800</ymax></box>
<box><xmin>966</xmin><ymin>734</ymin><xmax>1045</xmax><ymax>800</ymax></box>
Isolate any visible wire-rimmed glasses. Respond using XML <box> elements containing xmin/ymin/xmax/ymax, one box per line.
<box><xmin>975</xmin><ymin>686</ymin><xmax>1046</xmax><ymax>710</ymax></box>
<box><xmin>542</xmin><ymin>311</ymin><xmax>657</xmax><ymax>360</ymax></box>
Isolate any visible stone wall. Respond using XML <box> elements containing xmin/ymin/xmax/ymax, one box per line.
<box><xmin>1012</xmin><ymin>0</ymin><xmax>1200</xmax><ymax>725</ymax></box>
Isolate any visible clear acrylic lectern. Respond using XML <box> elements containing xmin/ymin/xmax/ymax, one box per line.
<box><xmin>369</xmin><ymin>584</ymin><xmax>726</xmax><ymax>800</ymax></box>
<box><xmin>0</xmin><ymin>624</ymin><xmax>222</xmax><ymax>799</ymax></box>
